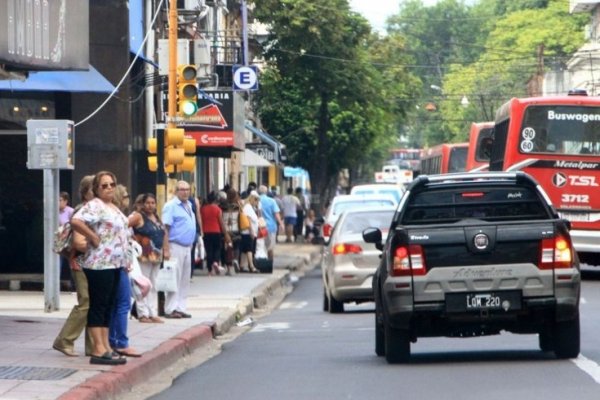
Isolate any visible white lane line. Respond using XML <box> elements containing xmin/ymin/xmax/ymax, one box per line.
<box><xmin>580</xmin><ymin>297</ymin><xmax>587</xmax><ymax>305</ymax></box>
<box><xmin>573</xmin><ymin>354</ymin><xmax>600</xmax><ymax>384</ymax></box>
<box><xmin>279</xmin><ymin>301</ymin><xmax>308</xmax><ymax>309</ymax></box>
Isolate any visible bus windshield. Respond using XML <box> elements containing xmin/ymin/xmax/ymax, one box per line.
<box><xmin>519</xmin><ymin>105</ymin><xmax>600</xmax><ymax>155</ymax></box>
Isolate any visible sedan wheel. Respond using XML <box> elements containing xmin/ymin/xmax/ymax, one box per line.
<box><xmin>322</xmin><ymin>288</ymin><xmax>329</xmax><ymax>312</ymax></box>
<box><xmin>329</xmin><ymin>293</ymin><xmax>344</xmax><ymax>313</ymax></box>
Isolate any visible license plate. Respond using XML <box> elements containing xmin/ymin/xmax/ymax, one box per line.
<box><xmin>445</xmin><ymin>291</ymin><xmax>521</xmax><ymax>313</ymax></box>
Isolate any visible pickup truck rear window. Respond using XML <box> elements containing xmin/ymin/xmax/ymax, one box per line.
<box><xmin>402</xmin><ymin>185</ymin><xmax>548</xmax><ymax>224</ymax></box>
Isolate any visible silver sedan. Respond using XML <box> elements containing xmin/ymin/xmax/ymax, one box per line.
<box><xmin>322</xmin><ymin>206</ymin><xmax>396</xmax><ymax>313</ymax></box>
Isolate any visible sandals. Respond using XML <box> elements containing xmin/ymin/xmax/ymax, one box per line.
<box><xmin>115</xmin><ymin>347</ymin><xmax>142</xmax><ymax>358</ymax></box>
<box><xmin>90</xmin><ymin>351</ymin><xmax>127</xmax><ymax>365</ymax></box>
<box><xmin>138</xmin><ymin>316</ymin><xmax>152</xmax><ymax>323</ymax></box>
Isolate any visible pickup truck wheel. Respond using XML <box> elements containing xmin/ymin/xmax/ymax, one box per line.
<box><xmin>329</xmin><ymin>294</ymin><xmax>344</xmax><ymax>313</ymax></box>
<box><xmin>538</xmin><ymin>329</ymin><xmax>554</xmax><ymax>352</ymax></box>
<box><xmin>375</xmin><ymin>302</ymin><xmax>385</xmax><ymax>356</ymax></box>
<box><xmin>553</xmin><ymin>316</ymin><xmax>580</xmax><ymax>359</ymax></box>
<box><xmin>322</xmin><ymin>288</ymin><xmax>329</xmax><ymax>312</ymax></box>
<box><xmin>384</xmin><ymin>322</ymin><xmax>410</xmax><ymax>363</ymax></box>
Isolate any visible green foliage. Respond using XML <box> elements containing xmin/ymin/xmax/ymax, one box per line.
<box><xmin>251</xmin><ymin>0</ymin><xmax>417</xmax><ymax>200</ymax></box>
<box><xmin>440</xmin><ymin>0</ymin><xmax>587</xmax><ymax>139</ymax></box>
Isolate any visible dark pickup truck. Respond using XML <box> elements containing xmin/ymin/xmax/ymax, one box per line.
<box><xmin>363</xmin><ymin>172</ymin><xmax>580</xmax><ymax>364</ymax></box>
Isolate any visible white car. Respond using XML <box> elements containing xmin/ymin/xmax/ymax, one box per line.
<box><xmin>322</xmin><ymin>206</ymin><xmax>396</xmax><ymax>313</ymax></box>
<box><xmin>350</xmin><ymin>183</ymin><xmax>405</xmax><ymax>203</ymax></box>
<box><xmin>321</xmin><ymin>194</ymin><xmax>397</xmax><ymax>242</ymax></box>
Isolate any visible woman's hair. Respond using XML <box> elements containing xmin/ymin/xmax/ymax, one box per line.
<box><xmin>133</xmin><ymin>193</ymin><xmax>161</xmax><ymax>222</ymax></box>
<box><xmin>78</xmin><ymin>175</ymin><xmax>95</xmax><ymax>202</ymax></box>
<box><xmin>113</xmin><ymin>184</ymin><xmax>129</xmax><ymax>213</ymax></box>
<box><xmin>206</xmin><ymin>191</ymin><xmax>218</xmax><ymax>204</ymax></box>
<box><xmin>92</xmin><ymin>171</ymin><xmax>117</xmax><ymax>197</ymax></box>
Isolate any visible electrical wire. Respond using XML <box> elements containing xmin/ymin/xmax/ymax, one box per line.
<box><xmin>74</xmin><ymin>0</ymin><xmax>165</xmax><ymax>127</ymax></box>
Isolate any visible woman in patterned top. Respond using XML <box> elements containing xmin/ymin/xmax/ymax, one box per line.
<box><xmin>70</xmin><ymin>171</ymin><xmax>129</xmax><ymax>366</ymax></box>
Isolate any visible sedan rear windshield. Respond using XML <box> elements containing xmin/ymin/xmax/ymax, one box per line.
<box><xmin>402</xmin><ymin>185</ymin><xmax>549</xmax><ymax>224</ymax></box>
<box><xmin>340</xmin><ymin>210</ymin><xmax>395</xmax><ymax>234</ymax></box>
<box><xmin>333</xmin><ymin>200</ymin><xmax>395</xmax><ymax>216</ymax></box>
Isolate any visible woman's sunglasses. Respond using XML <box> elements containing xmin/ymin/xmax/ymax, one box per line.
<box><xmin>101</xmin><ymin>182</ymin><xmax>117</xmax><ymax>190</ymax></box>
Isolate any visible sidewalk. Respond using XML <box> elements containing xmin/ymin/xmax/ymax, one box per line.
<box><xmin>0</xmin><ymin>242</ymin><xmax>321</xmax><ymax>400</ymax></box>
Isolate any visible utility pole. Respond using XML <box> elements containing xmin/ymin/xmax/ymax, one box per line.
<box><xmin>156</xmin><ymin>0</ymin><xmax>179</xmax><ymax>212</ymax></box>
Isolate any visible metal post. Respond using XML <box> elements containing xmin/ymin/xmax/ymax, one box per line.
<box><xmin>44</xmin><ymin>169</ymin><xmax>60</xmax><ymax>312</ymax></box>
<box><xmin>241</xmin><ymin>0</ymin><xmax>248</xmax><ymax>66</ymax></box>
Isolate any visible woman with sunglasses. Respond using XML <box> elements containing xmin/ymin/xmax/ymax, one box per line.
<box><xmin>70</xmin><ymin>171</ymin><xmax>130</xmax><ymax>366</ymax></box>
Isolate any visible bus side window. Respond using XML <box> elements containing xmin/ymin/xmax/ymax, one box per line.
<box><xmin>581</xmin><ymin>147</ymin><xmax>592</xmax><ymax>154</ymax></box>
<box><xmin>546</xmin><ymin>143</ymin><xmax>556</xmax><ymax>152</ymax></box>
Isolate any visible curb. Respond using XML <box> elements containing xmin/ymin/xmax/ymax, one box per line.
<box><xmin>58</xmin><ymin>248</ymin><xmax>322</xmax><ymax>400</ymax></box>
<box><xmin>57</xmin><ymin>324</ymin><xmax>214</xmax><ymax>400</ymax></box>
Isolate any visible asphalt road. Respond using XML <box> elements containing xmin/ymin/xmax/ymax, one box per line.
<box><xmin>150</xmin><ymin>266</ymin><xmax>600</xmax><ymax>400</ymax></box>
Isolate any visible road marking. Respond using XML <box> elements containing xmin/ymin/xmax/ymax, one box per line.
<box><xmin>250</xmin><ymin>322</ymin><xmax>290</xmax><ymax>332</ymax></box>
<box><xmin>573</xmin><ymin>354</ymin><xmax>600</xmax><ymax>384</ymax></box>
<box><xmin>279</xmin><ymin>301</ymin><xmax>308</xmax><ymax>309</ymax></box>
<box><xmin>580</xmin><ymin>297</ymin><xmax>587</xmax><ymax>305</ymax></box>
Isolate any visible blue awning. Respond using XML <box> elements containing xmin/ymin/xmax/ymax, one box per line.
<box><xmin>0</xmin><ymin>65</ymin><xmax>116</xmax><ymax>93</ymax></box>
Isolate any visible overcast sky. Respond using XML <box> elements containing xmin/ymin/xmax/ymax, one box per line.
<box><xmin>349</xmin><ymin>0</ymin><xmax>440</xmax><ymax>32</ymax></box>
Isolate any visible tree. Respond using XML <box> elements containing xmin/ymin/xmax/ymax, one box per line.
<box><xmin>251</xmin><ymin>0</ymin><xmax>417</xmax><ymax>208</ymax></box>
<box><xmin>440</xmin><ymin>0</ymin><xmax>587</xmax><ymax>140</ymax></box>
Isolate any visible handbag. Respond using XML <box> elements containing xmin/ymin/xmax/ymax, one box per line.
<box><xmin>155</xmin><ymin>259</ymin><xmax>178</xmax><ymax>292</ymax></box>
<box><xmin>129</xmin><ymin>250</ymin><xmax>152</xmax><ymax>301</ymax></box>
<box><xmin>257</xmin><ymin>226</ymin><xmax>268</xmax><ymax>239</ymax></box>
<box><xmin>239</xmin><ymin>210</ymin><xmax>250</xmax><ymax>231</ymax></box>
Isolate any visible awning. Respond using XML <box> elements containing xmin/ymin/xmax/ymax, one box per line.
<box><xmin>245</xmin><ymin>123</ymin><xmax>287</xmax><ymax>165</ymax></box>
<box><xmin>242</xmin><ymin>148</ymin><xmax>272</xmax><ymax>167</ymax></box>
<box><xmin>0</xmin><ymin>65</ymin><xmax>115</xmax><ymax>93</ymax></box>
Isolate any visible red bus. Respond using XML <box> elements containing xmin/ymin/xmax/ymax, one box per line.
<box><xmin>489</xmin><ymin>93</ymin><xmax>600</xmax><ymax>265</ymax></box>
<box><xmin>420</xmin><ymin>142</ymin><xmax>469</xmax><ymax>175</ymax></box>
<box><xmin>466</xmin><ymin>122</ymin><xmax>494</xmax><ymax>171</ymax></box>
<box><xmin>389</xmin><ymin>148</ymin><xmax>421</xmax><ymax>174</ymax></box>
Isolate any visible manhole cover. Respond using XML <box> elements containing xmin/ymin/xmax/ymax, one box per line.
<box><xmin>0</xmin><ymin>366</ymin><xmax>76</xmax><ymax>380</ymax></box>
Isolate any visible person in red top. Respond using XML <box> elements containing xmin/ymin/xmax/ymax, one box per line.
<box><xmin>200</xmin><ymin>191</ymin><xmax>230</xmax><ymax>275</ymax></box>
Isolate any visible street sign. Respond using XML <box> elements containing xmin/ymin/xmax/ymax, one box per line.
<box><xmin>27</xmin><ymin>119</ymin><xmax>75</xmax><ymax>170</ymax></box>
<box><xmin>233</xmin><ymin>65</ymin><xmax>258</xmax><ymax>91</ymax></box>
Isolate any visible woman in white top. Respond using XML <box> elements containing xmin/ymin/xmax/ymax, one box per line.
<box><xmin>239</xmin><ymin>191</ymin><xmax>259</xmax><ymax>272</ymax></box>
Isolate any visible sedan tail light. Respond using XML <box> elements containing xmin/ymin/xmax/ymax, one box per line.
<box><xmin>333</xmin><ymin>243</ymin><xmax>363</xmax><ymax>255</ymax></box>
<box><xmin>539</xmin><ymin>235</ymin><xmax>573</xmax><ymax>269</ymax></box>
<box><xmin>323</xmin><ymin>223</ymin><xmax>332</xmax><ymax>238</ymax></box>
<box><xmin>391</xmin><ymin>244</ymin><xmax>426</xmax><ymax>276</ymax></box>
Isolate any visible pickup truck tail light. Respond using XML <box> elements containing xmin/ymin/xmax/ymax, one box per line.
<box><xmin>539</xmin><ymin>235</ymin><xmax>573</xmax><ymax>269</ymax></box>
<box><xmin>333</xmin><ymin>243</ymin><xmax>362</xmax><ymax>255</ymax></box>
<box><xmin>323</xmin><ymin>223</ymin><xmax>332</xmax><ymax>238</ymax></box>
<box><xmin>392</xmin><ymin>245</ymin><xmax>426</xmax><ymax>276</ymax></box>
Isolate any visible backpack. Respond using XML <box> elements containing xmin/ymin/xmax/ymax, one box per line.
<box><xmin>53</xmin><ymin>222</ymin><xmax>73</xmax><ymax>258</ymax></box>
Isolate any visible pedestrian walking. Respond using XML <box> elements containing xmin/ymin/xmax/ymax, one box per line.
<box><xmin>52</xmin><ymin>175</ymin><xmax>95</xmax><ymax>357</ymax></box>
<box><xmin>200</xmin><ymin>191</ymin><xmax>229</xmax><ymax>275</ymax></box>
<box><xmin>70</xmin><ymin>171</ymin><xmax>129</xmax><ymax>365</ymax></box>
<box><xmin>59</xmin><ymin>191</ymin><xmax>75</xmax><ymax>290</ymax></box>
<box><xmin>222</xmin><ymin>188</ymin><xmax>243</xmax><ymax>273</ymax></box>
<box><xmin>239</xmin><ymin>191</ymin><xmax>260</xmax><ymax>273</ymax></box>
<box><xmin>129</xmin><ymin>193</ymin><xmax>166</xmax><ymax>323</ymax></box>
<box><xmin>281</xmin><ymin>187</ymin><xmax>300</xmax><ymax>243</ymax></box>
<box><xmin>161</xmin><ymin>181</ymin><xmax>196</xmax><ymax>319</ymax></box>
<box><xmin>258</xmin><ymin>185</ymin><xmax>284</xmax><ymax>261</ymax></box>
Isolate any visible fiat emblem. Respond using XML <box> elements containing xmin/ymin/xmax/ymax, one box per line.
<box><xmin>474</xmin><ymin>233</ymin><xmax>489</xmax><ymax>250</ymax></box>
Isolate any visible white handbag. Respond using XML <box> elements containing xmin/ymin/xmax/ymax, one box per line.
<box><xmin>155</xmin><ymin>259</ymin><xmax>178</xmax><ymax>292</ymax></box>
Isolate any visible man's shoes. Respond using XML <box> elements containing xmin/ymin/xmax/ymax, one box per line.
<box><xmin>175</xmin><ymin>311</ymin><xmax>192</xmax><ymax>318</ymax></box>
<box><xmin>90</xmin><ymin>352</ymin><xmax>127</xmax><ymax>365</ymax></box>
<box><xmin>52</xmin><ymin>343</ymin><xmax>79</xmax><ymax>357</ymax></box>
<box><xmin>164</xmin><ymin>312</ymin><xmax>182</xmax><ymax>319</ymax></box>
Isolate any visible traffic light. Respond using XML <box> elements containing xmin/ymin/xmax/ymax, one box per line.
<box><xmin>148</xmin><ymin>128</ymin><xmax>196</xmax><ymax>173</ymax></box>
<box><xmin>177</xmin><ymin>64</ymin><xmax>198</xmax><ymax>117</ymax></box>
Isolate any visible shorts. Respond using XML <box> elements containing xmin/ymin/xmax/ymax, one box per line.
<box><xmin>265</xmin><ymin>231</ymin><xmax>276</xmax><ymax>251</ymax></box>
<box><xmin>284</xmin><ymin>216</ymin><xmax>297</xmax><ymax>226</ymax></box>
